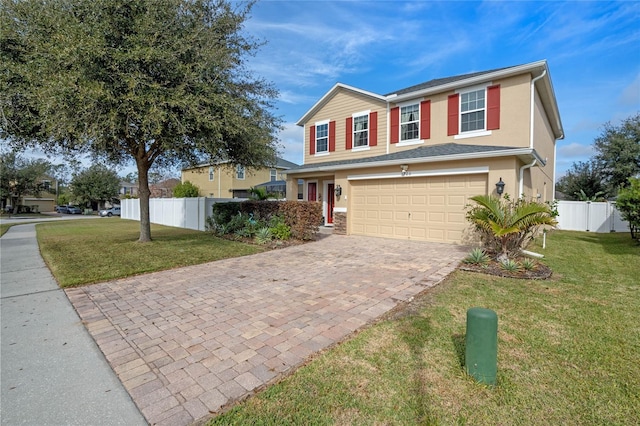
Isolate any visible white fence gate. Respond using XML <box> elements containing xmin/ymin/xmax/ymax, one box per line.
<box><xmin>121</xmin><ymin>198</ymin><xmax>241</xmax><ymax>231</ymax></box>
<box><xmin>556</xmin><ymin>201</ymin><xmax>629</xmax><ymax>233</ymax></box>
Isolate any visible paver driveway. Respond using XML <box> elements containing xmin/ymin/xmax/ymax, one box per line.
<box><xmin>66</xmin><ymin>235</ymin><xmax>467</xmax><ymax>426</ymax></box>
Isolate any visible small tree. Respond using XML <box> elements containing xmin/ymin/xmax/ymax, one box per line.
<box><xmin>466</xmin><ymin>194</ymin><xmax>558</xmax><ymax>261</ymax></box>
<box><xmin>70</xmin><ymin>164</ymin><xmax>120</xmax><ymax>210</ymax></box>
<box><xmin>173</xmin><ymin>181</ymin><xmax>200</xmax><ymax>198</ymax></box>
<box><xmin>615</xmin><ymin>178</ymin><xmax>640</xmax><ymax>239</ymax></box>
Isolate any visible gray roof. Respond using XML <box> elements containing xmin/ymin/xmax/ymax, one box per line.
<box><xmin>385</xmin><ymin>65</ymin><xmax>520</xmax><ymax>97</ymax></box>
<box><xmin>286</xmin><ymin>143</ymin><xmax>520</xmax><ymax>173</ymax></box>
<box><xmin>274</xmin><ymin>158</ymin><xmax>299</xmax><ymax>169</ymax></box>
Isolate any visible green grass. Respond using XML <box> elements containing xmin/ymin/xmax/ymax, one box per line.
<box><xmin>37</xmin><ymin>218</ymin><xmax>265</xmax><ymax>287</ymax></box>
<box><xmin>1</xmin><ymin>223</ymin><xmax>12</xmax><ymax>237</ymax></box>
<box><xmin>209</xmin><ymin>231</ymin><xmax>640</xmax><ymax>425</ymax></box>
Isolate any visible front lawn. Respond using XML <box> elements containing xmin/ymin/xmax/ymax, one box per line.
<box><xmin>209</xmin><ymin>231</ymin><xmax>639</xmax><ymax>425</ymax></box>
<box><xmin>37</xmin><ymin>218</ymin><xmax>265</xmax><ymax>287</ymax></box>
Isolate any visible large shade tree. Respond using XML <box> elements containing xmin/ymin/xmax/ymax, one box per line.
<box><xmin>1</xmin><ymin>0</ymin><xmax>281</xmax><ymax>241</ymax></box>
<box><xmin>593</xmin><ymin>113</ymin><xmax>640</xmax><ymax>195</ymax></box>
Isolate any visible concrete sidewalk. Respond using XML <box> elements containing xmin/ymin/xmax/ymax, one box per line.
<box><xmin>0</xmin><ymin>224</ymin><xmax>146</xmax><ymax>425</ymax></box>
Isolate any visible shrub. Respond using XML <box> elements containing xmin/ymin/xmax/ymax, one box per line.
<box><xmin>210</xmin><ymin>200</ymin><xmax>321</xmax><ymax>241</ymax></box>
<box><xmin>615</xmin><ymin>177</ymin><xmax>640</xmax><ymax>239</ymax></box>
<box><xmin>269</xmin><ymin>215</ymin><xmax>291</xmax><ymax>240</ymax></box>
<box><xmin>173</xmin><ymin>181</ymin><xmax>200</xmax><ymax>197</ymax></box>
<box><xmin>521</xmin><ymin>258</ymin><xmax>537</xmax><ymax>271</ymax></box>
<box><xmin>464</xmin><ymin>248</ymin><xmax>490</xmax><ymax>265</ymax></box>
<box><xmin>500</xmin><ymin>259</ymin><xmax>521</xmax><ymax>272</ymax></box>
<box><xmin>255</xmin><ymin>227</ymin><xmax>273</xmax><ymax>244</ymax></box>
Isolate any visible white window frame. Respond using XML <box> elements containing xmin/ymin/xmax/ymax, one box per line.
<box><xmin>314</xmin><ymin>120</ymin><xmax>329</xmax><ymax>155</ymax></box>
<box><xmin>455</xmin><ymin>84</ymin><xmax>491</xmax><ymax>139</ymax></box>
<box><xmin>400</xmin><ymin>102</ymin><xmax>420</xmax><ymax>143</ymax></box>
<box><xmin>270</xmin><ymin>169</ymin><xmax>277</xmax><ymax>182</ymax></box>
<box><xmin>352</xmin><ymin>110</ymin><xmax>370</xmax><ymax>150</ymax></box>
<box><xmin>208</xmin><ymin>166</ymin><xmax>215</xmax><ymax>181</ymax></box>
<box><xmin>236</xmin><ymin>165</ymin><xmax>245</xmax><ymax>180</ymax></box>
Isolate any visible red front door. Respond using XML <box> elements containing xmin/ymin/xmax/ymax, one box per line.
<box><xmin>308</xmin><ymin>183</ymin><xmax>317</xmax><ymax>201</ymax></box>
<box><xmin>327</xmin><ymin>183</ymin><xmax>334</xmax><ymax>224</ymax></box>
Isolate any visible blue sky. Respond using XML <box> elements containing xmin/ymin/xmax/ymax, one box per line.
<box><xmin>243</xmin><ymin>0</ymin><xmax>640</xmax><ymax>178</ymax></box>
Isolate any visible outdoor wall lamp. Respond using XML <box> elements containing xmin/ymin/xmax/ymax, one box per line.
<box><xmin>334</xmin><ymin>185</ymin><xmax>342</xmax><ymax>197</ymax></box>
<box><xmin>400</xmin><ymin>164</ymin><xmax>409</xmax><ymax>176</ymax></box>
<box><xmin>495</xmin><ymin>177</ymin><xmax>505</xmax><ymax>196</ymax></box>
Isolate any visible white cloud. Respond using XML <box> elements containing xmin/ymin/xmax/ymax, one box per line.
<box><xmin>277</xmin><ymin>122</ymin><xmax>304</xmax><ymax>165</ymax></box>
<box><xmin>618</xmin><ymin>73</ymin><xmax>640</xmax><ymax>107</ymax></box>
<box><xmin>557</xmin><ymin>142</ymin><xmax>595</xmax><ymax>158</ymax></box>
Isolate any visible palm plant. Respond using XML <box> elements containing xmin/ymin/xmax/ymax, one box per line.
<box><xmin>466</xmin><ymin>195</ymin><xmax>557</xmax><ymax>261</ymax></box>
<box><xmin>248</xmin><ymin>187</ymin><xmax>276</xmax><ymax>200</ymax></box>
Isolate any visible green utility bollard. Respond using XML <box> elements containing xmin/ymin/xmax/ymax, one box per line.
<box><xmin>465</xmin><ymin>307</ymin><xmax>498</xmax><ymax>386</ymax></box>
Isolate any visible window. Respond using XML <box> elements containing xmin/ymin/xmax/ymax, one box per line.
<box><xmin>400</xmin><ymin>104</ymin><xmax>419</xmax><ymax>141</ymax></box>
<box><xmin>208</xmin><ymin>167</ymin><xmax>214</xmax><ymax>181</ymax></box>
<box><xmin>270</xmin><ymin>169</ymin><xmax>277</xmax><ymax>182</ymax></box>
<box><xmin>316</xmin><ymin>123</ymin><xmax>328</xmax><ymax>153</ymax></box>
<box><xmin>353</xmin><ymin>113</ymin><xmax>369</xmax><ymax>147</ymax></box>
<box><xmin>460</xmin><ymin>89</ymin><xmax>486</xmax><ymax>132</ymax></box>
<box><xmin>236</xmin><ymin>165</ymin><xmax>245</xmax><ymax>180</ymax></box>
<box><xmin>41</xmin><ymin>180</ymin><xmax>52</xmax><ymax>191</ymax></box>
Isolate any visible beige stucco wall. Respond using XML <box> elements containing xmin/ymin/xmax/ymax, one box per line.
<box><xmin>301</xmin><ymin>73</ymin><xmax>536</xmax><ymax>168</ymax></box>
<box><xmin>528</xmin><ymin>87</ymin><xmax>557</xmax><ymax>202</ymax></box>
<box><xmin>182</xmin><ymin>165</ymin><xmax>282</xmax><ymax>198</ymax></box>
<box><xmin>303</xmin><ymin>90</ymin><xmax>387</xmax><ymax>165</ymax></box>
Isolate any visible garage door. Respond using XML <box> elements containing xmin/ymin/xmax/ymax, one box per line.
<box><xmin>350</xmin><ymin>174</ymin><xmax>487</xmax><ymax>243</ymax></box>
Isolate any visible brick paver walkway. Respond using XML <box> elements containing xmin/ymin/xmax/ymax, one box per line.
<box><xmin>66</xmin><ymin>235</ymin><xmax>467</xmax><ymax>425</ymax></box>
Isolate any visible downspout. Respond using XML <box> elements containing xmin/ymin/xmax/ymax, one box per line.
<box><xmin>519</xmin><ymin>159</ymin><xmax>536</xmax><ymax>198</ymax></box>
<box><xmin>530</xmin><ymin>69</ymin><xmax>546</xmax><ymax>149</ymax></box>
<box><xmin>519</xmin><ymin>69</ymin><xmax>546</xmax><ymax>198</ymax></box>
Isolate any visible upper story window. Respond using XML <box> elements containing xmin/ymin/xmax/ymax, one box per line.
<box><xmin>448</xmin><ymin>84</ymin><xmax>499</xmax><ymax>138</ymax></box>
<box><xmin>208</xmin><ymin>166</ymin><xmax>214</xmax><ymax>181</ymax></box>
<box><xmin>236</xmin><ymin>165</ymin><xmax>245</xmax><ymax>180</ymax></box>
<box><xmin>353</xmin><ymin>113</ymin><xmax>369</xmax><ymax>148</ymax></box>
<box><xmin>270</xmin><ymin>169</ymin><xmax>277</xmax><ymax>181</ymax></box>
<box><xmin>41</xmin><ymin>180</ymin><xmax>52</xmax><ymax>191</ymax></box>
<box><xmin>315</xmin><ymin>122</ymin><xmax>329</xmax><ymax>153</ymax></box>
<box><xmin>400</xmin><ymin>104</ymin><xmax>419</xmax><ymax>141</ymax></box>
<box><xmin>460</xmin><ymin>88</ymin><xmax>486</xmax><ymax>132</ymax></box>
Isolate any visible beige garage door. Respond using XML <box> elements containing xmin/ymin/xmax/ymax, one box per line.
<box><xmin>350</xmin><ymin>174</ymin><xmax>487</xmax><ymax>243</ymax></box>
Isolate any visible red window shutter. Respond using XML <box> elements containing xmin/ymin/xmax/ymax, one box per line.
<box><xmin>420</xmin><ymin>100</ymin><xmax>431</xmax><ymax>140</ymax></box>
<box><xmin>309</xmin><ymin>125</ymin><xmax>316</xmax><ymax>155</ymax></box>
<box><xmin>447</xmin><ymin>94</ymin><xmax>459</xmax><ymax>136</ymax></box>
<box><xmin>345</xmin><ymin>117</ymin><xmax>353</xmax><ymax>150</ymax></box>
<box><xmin>329</xmin><ymin>120</ymin><xmax>336</xmax><ymax>152</ymax></box>
<box><xmin>369</xmin><ymin>111</ymin><xmax>378</xmax><ymax>146</ymax></box>
<box><xmin>487</xmin><ymin>84</ymin><xmax>500</xmax><ymax>130</ymax></box>
<box><xmin>390</xmin><ymin>107</ymin><xmax>399</xmax><ymax>143</ymax></box>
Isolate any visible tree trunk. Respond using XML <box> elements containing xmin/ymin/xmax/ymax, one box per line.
<box><xmin>136</xmin><ymin>158</ymin><xmax>152</xmax><ymax>243</ymax></box>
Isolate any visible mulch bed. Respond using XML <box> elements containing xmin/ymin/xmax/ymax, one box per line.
<box><xmin>459</xmin><ymin>257</ymin><xmax>553</xmax><ymax>280</ymax></box>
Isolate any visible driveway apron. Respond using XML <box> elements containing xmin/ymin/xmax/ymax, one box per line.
<box><xmin>0</xmin><ymin>224</ymin><xmax>146</xmax><ymax>426</ymax></box>
<box><xmin>65</xmin><ymin>235</ymin><xmax>467</xmax><ymax>426</ymax></box>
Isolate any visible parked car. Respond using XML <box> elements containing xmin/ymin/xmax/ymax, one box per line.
<box><xmin>67</xmin><ymin>206</ymin><xmax>82</xmax><ymax>214</ymax></box>
<box><xmin>99</xmin><ymin>206</ymin><xmax>121</xmax><ymax>217</ymax></box>
<box><xmin>56</xmin><ymin>206</ymin><xmax>70</xmax><ymax>214</ymax></box>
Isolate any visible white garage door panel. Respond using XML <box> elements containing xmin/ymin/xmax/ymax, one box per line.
<box><xmin>350</xmin><ymin>174</ymin><xmax>487</xmax><ymax>243</ymax></box>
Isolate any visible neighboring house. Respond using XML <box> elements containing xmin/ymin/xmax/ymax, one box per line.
<box><xmin>182</xmin><ymin>157</ymin><xmax>299</xmax><ymax>199</ymax></box>
<box><xmin>285</xmin><ymin>60</ymin><xmax>563</xmax><ymax>244</ymax></box>
<box><xmin>119</xmin><ymin>181</ymin><xmax>139</xmax><ymax>198</ymax></box>
<box><xmin>2</xmin><ymin>175</ymin><xmax>58</xmax><ymax>213</ymax></box>
<box><xmin>150</xmin><ymin>178</ymin><xmax>180</xmax><ymax>198</ymax></box>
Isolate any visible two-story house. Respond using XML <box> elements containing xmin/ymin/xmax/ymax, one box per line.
<box><xmin>182</xmin><ymin>157</ymin><xmax>299</xmax><ymax>199</ymax></box>
<box><xmin>285</xmin><ymin>60</ymin><xmax>563</xmax><ymax>244</ymax></box>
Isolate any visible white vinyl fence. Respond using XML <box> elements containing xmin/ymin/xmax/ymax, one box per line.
<box><xmin>556</xmin><ymin>201</ymin><xmax>629</xmax><ymax>233</ymax></box>
<box><xmin>121</xmin><ymin>198</ymin><xmax>244</xmax><ymax>231</ymax></box>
